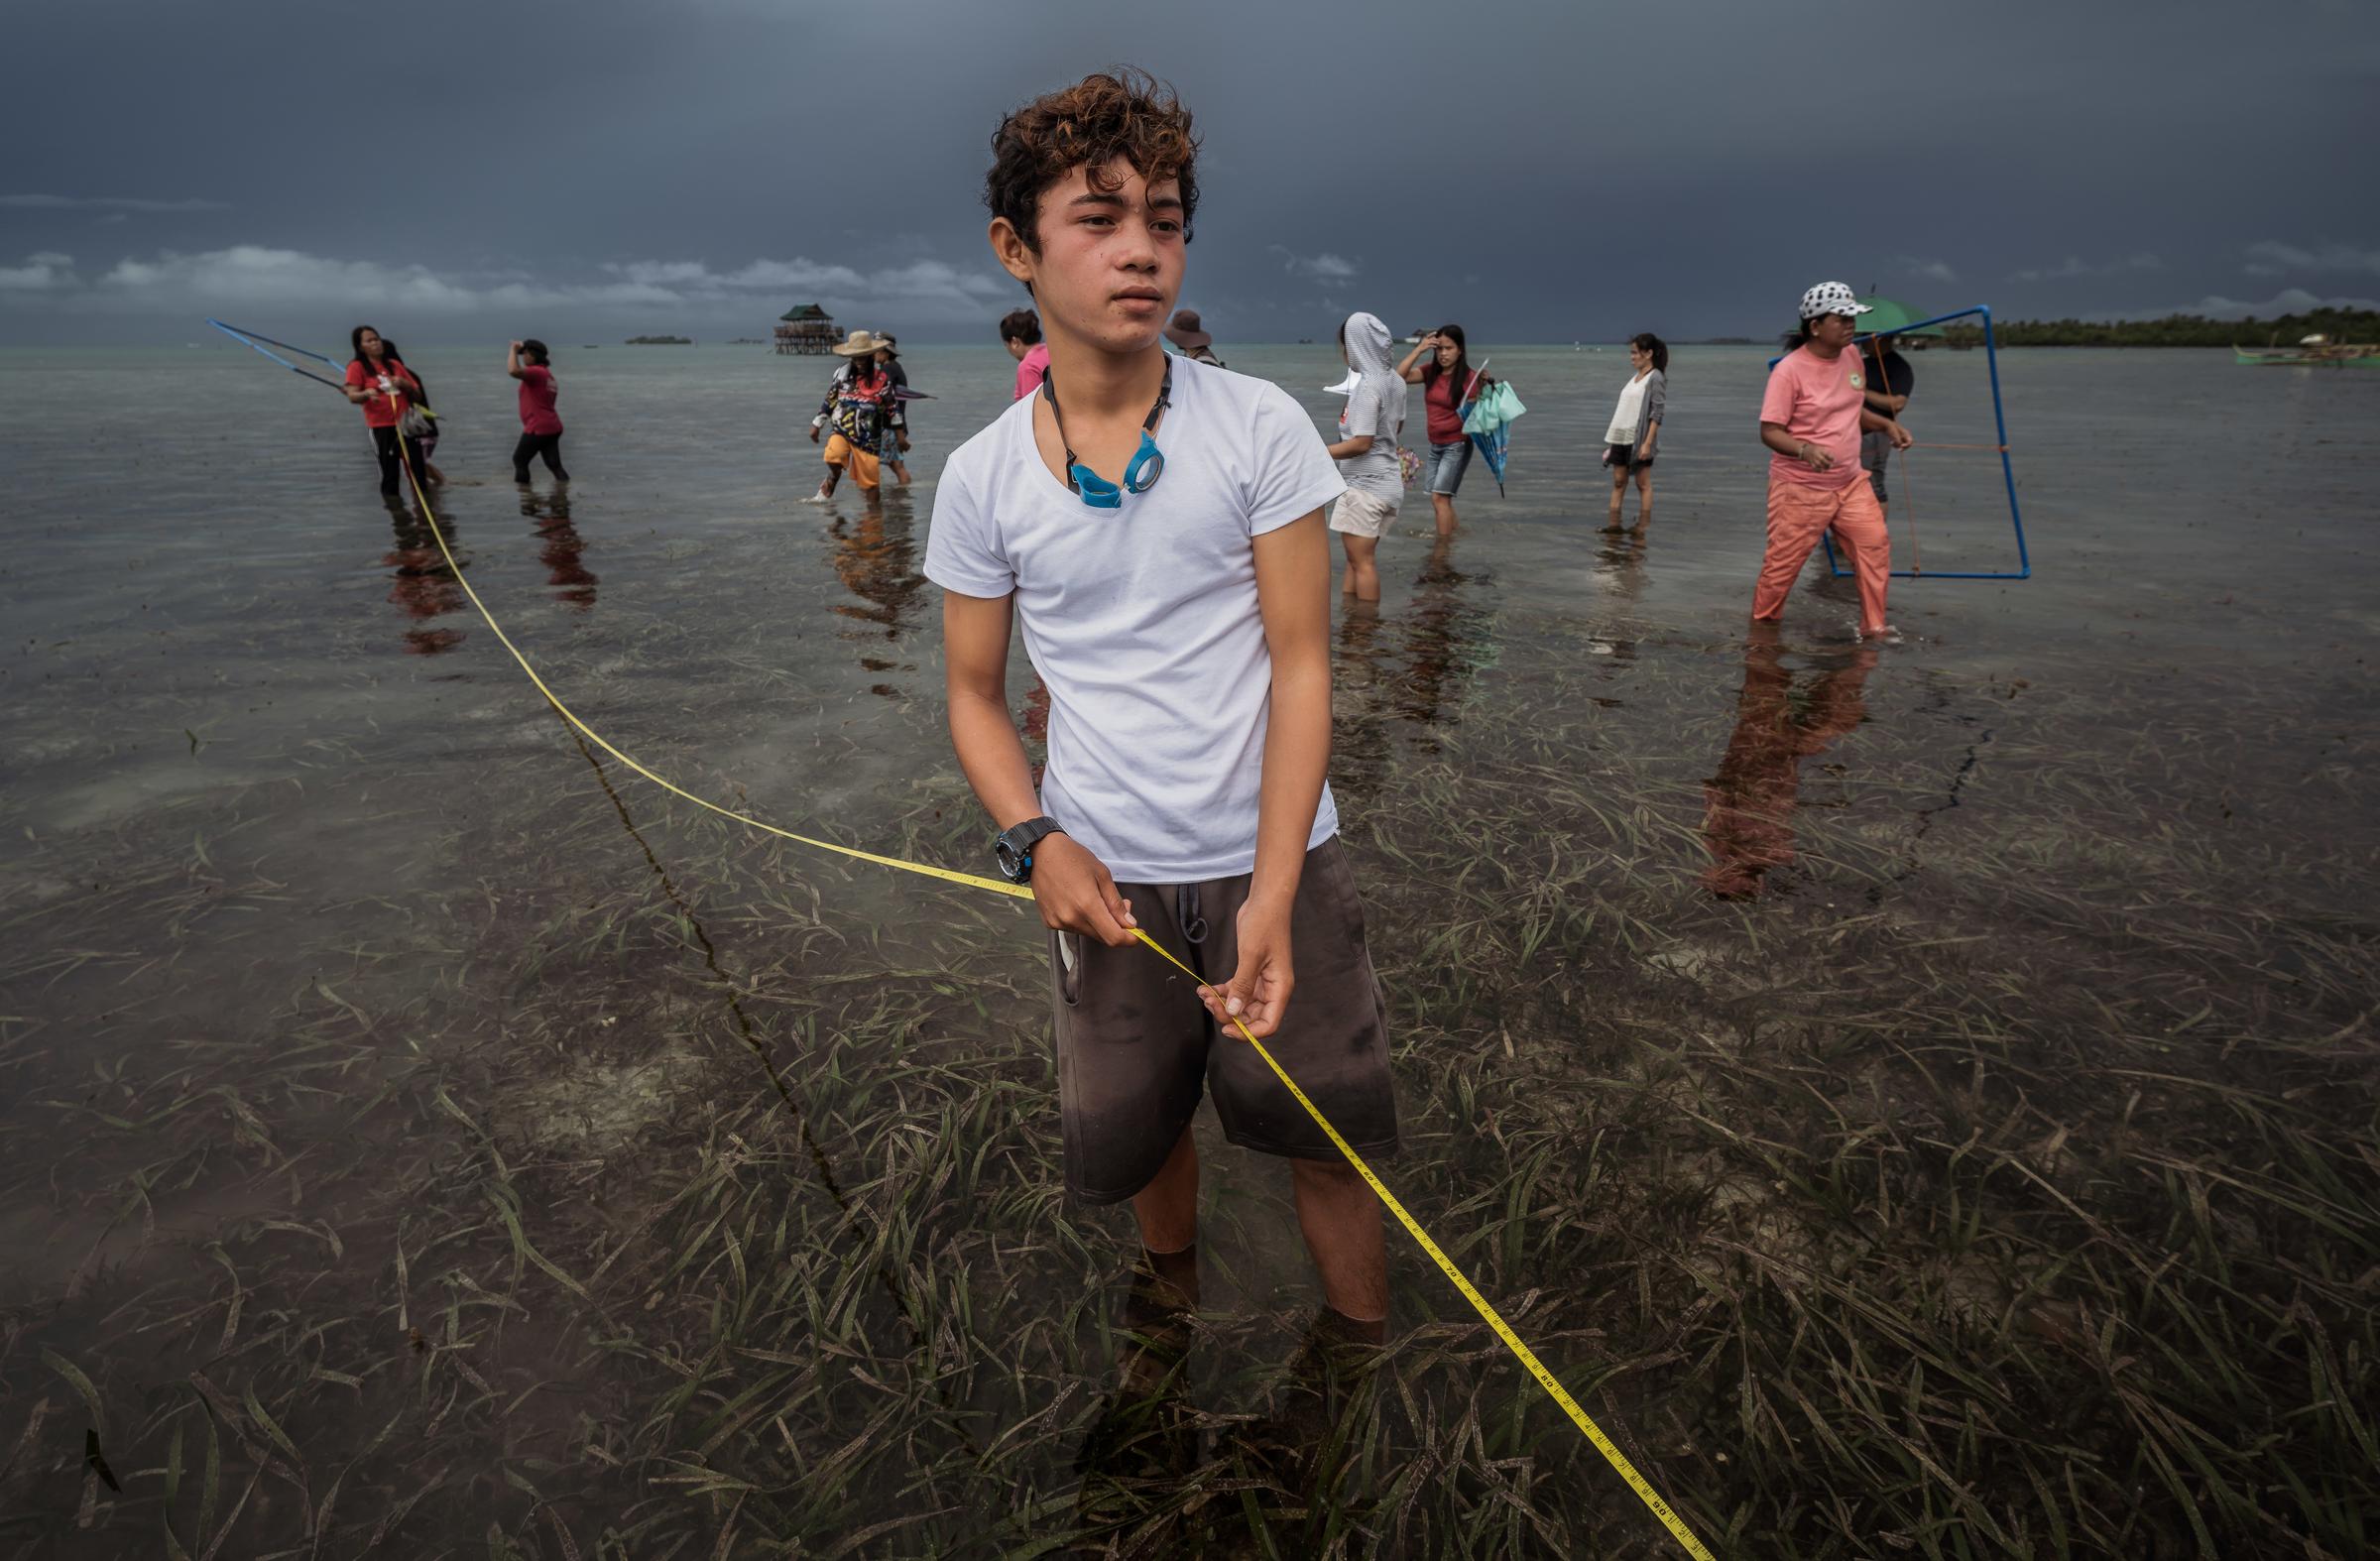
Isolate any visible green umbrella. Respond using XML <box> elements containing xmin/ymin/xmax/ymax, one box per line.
<box><xmin>1854</xmin><ymin>295</ymin><xmax>1946</xmax><ymax>337</ymax></box>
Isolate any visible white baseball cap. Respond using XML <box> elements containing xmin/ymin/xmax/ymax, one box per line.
<box><xmin>1799</xmin><ymin>281</ymin><xmax>1872</xmax><ymax>321</ymax></box>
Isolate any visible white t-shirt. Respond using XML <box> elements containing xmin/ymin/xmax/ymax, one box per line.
<box><xmin>925</xmin><ymin>355</ymin><xmax>1347</xmax><ymax>883</ymax></box>
<box><xmin>1606</xmin><ymin>373</ymin><xmax>1650</xmax><ymax>446</ymax></box>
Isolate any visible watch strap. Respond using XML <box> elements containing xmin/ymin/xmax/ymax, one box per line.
<box><xmin>997</xmin><ymin>816</ymin><xmax>1064</xmax><ymax>882</ymax></box>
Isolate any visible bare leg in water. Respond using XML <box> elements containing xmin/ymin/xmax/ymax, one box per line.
<box><xmin>1132</xmin><ymin>1128</ymin><xmax>1201</xmax><ymax>1298</ymax></box>
<box><xmin>1339</xmin><ymin>534</ymin><xmax>1380</xmax><ymax>602</ymax></box>
<box><xmin>1130</xmin><ymin>1127</ymin><xmax>1385</xmax><ymax>1325</ymax></box>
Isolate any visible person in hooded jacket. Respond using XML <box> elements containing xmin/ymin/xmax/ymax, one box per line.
<box><xmin>1324</xmin><ymin>311</ymin><xmax>1407</xmax><ymax>602</ymax></box>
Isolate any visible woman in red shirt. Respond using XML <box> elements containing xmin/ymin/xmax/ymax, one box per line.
<box><xmin>507</xmin><ymin>339</ymin><xmax>570</xmax><ymax>486</ymax></box>
<box><xmin>1397</xmin><ymin>323</ymin><xmax>1488</xmax><ymax>539</ymax></box>
<box><xmin>342</xmin><ymin>324</ymin><xmax>425</xmax><ymax>496</ymax></box>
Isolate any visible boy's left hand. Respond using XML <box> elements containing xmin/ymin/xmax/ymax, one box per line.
<box><xmin>1888</xmin><ymin>423</ymin><xmax>1914</xmax><ymax>450</ymax></box>
<box><xmin>1202</xmin><ymin>894</ymin><xmax>1294</xmax><ymax>1040</ymax></box>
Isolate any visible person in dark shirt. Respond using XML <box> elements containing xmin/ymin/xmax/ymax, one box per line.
<box><xmin>1858</xmin><ymin>334</ymin><xmax>1915</xmax><ymax>517</ymax></box>
<box><xmin>875</xmin><ymin>334</ymin><xmax>913</xmax><ymax>486</ymax></box>
<box><xmin>378</xmin><ymin>339</ymin><xmax>446</xmax><ymax>487</ymax></box>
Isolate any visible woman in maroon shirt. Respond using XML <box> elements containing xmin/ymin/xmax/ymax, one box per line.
<box><xmin>342</xmin><ymin>324</ymin><xmax>425</xmax><ymax>496</ymax></box>
<box><xmin>1397</xmin><ymin>323</ymin><xmax>1488</xmax><ymax>539</ymax></box>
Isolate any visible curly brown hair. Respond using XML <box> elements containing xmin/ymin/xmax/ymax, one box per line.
<box><xmin>984</xmin><ymin>68</ymin><xmax>1200</xmax><ymax>256</ymax></box>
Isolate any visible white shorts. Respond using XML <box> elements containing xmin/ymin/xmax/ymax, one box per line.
<box><xmin>1328</xmin><ymin>488</ymin><xmax>1399</xmax><ymax>540</ymax></box>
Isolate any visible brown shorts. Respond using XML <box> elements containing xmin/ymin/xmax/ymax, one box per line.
<box><xmin>1048</xmin><ymin>836</ymin><xmax>1400</xmax><ymax>1204</ymax></box>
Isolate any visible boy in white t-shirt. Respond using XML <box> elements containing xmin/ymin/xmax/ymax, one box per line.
<box><xmin>925</xmin><ymin>70</ymin><xmax>1398</xmax><ymax>1341</ymax></box>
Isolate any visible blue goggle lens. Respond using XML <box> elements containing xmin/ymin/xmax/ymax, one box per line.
<box><xmin>1123</xmin><ymin>432</ymin><xmax>1163</xmax><ymax>495</ymax></box>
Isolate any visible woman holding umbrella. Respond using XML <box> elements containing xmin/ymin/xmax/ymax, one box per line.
<box><xmin>1397</xmin><ymin>324</ymin><xmax>1487</xmax><ymax>538</ymax></box>
<box><xmin>1858</xmin><ymin>331</ymin><xmax>1914</xmax><ymax>521</ymax></box>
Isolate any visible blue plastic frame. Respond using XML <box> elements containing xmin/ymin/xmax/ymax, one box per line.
<box><xmin>1770</xmin><ymin>304</ymin><xmax>2031</xmax><ymax>581</ymax></box>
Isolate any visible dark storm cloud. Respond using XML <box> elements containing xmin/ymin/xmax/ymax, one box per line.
<box><xmin>4</xmin><ymin>0</ymin><xmax>2375</xmax><ymax>344</ymax></box>
<box><xmin>0</xmin><ymin>194</ymin><xmax>233</xmax><ymax>212</ymax></box>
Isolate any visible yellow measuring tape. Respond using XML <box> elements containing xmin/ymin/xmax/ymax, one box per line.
<box><xmin>391</xmin><ymin>429</ymin><xmax>1714</xmax><ymax>1559</ymax></box>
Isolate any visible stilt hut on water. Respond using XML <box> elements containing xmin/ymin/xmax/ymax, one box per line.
<box><xmin>775</xmin><ymin>303</ymin><xmax>838</xmax><ymax>354</ymax></box>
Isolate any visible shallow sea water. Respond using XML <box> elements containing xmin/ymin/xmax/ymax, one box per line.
<box><xmin>1</xmin><ymin>341</ymin><xmax>2374</xmax><ymax>1557</ymax></box>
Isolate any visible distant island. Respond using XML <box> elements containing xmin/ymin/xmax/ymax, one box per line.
<box><xmin>1941</xmin><ymin>306</ymin><xmax>2378</xmax><ymax>348</ymax></box>
<box><xmin>625</xmin><ymin>334</ymin><xmax>693</xmax><ymax>345</ymax></box>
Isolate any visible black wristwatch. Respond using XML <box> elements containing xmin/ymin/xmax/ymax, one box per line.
<box><xmin>995</xmin><ymin>817</ymin><xmax>1065</xmax><ymax>884</ymax></box>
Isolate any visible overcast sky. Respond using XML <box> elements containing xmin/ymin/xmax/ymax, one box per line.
<box><xmin>5</xmin><ymin>0</ymin><xmax>2376</xmax><ymax>346</ymax></box>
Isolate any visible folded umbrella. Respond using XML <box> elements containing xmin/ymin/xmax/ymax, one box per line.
<box><xmin>1459</xmin><ymin>369</ymin><xmax>1525</xmax><ymax>495</ymax></box>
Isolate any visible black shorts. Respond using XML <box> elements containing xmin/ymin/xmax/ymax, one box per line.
<box><xmin>1606</xmin><ymin>442</ymin><xmax>1652</xmax><ymax>470</ymax></box>
<box><xmin>1047</xmin><ymin>837</ymin><xmax>1400</xmax><ymax>1204</ymax></box>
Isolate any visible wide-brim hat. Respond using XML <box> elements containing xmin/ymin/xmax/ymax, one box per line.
<box><xmin>1163</xmin><ymin>309</ymin><xmax>1214</xmax><ymax>352</ymax></box>
<box><xmin>832</xmin><ymin>329</ymin><xmax>891</xmax><ymax>356</ymax></box>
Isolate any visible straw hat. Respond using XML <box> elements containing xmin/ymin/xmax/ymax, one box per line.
<box><xmin>831</xmin><ymin>329</ymin><xmax>892</xmax><ymax>356</ymax></box>
<box><xmin>1163</xmin><ymin>309</ymin><xmax>1215</xmax><ymax>352</ymax></box>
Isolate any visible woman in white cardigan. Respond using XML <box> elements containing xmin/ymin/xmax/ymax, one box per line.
<box><xmin>1602</xmin><ymin>333</ymin><xmax>1667</xmax><ymax>533</ymax></box>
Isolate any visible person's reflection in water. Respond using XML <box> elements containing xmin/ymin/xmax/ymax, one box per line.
<box><xmin>1328</xmin><ymin>540</ymin><xmax>1490</xmax><ymax>800</ymax></box>
<box><xmin>1019</xmin><ymin>673</ymin><xmax>1054</xmax><ymax>790</ymax></box>
<box><xmin>521</xmin><ymin>483</ymin><xmax>598</xmax><ymax>610</ymax></box>
<box><xmin>1395</xmin><ymin>536</ymin><xmax>1491</xmax><ymax>746</ymax></box>
<box><xmin>382</xmin><ymin>496</ymin><xmax>467</xmax><ymax>655</ymax></box>
<box><xmin>1329</xmin><ymin>601</ymin><xmax>1396</xmax><ymax>809</ymax></box>
<box><xmin>825</xmin><ymin>487</ymin><xmax>925</xmax><ymax>698</ymax></box>
<box><xmin>1702</xmin><ymin>621</ymin><xmax>1878</xmax><ymax>899</ymax></box>
<box><xmin>1593</xmin><ymin>526</ymin><xmax>1648</xmax><ymax>608</ymax></box>
<box><xmin>1581</xmin><ymin>530</ymin><xmax>1648</xmax><ymax>688</ymax></box>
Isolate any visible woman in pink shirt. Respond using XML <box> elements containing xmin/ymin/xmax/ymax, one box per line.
<box><xmin>1753</xmin><ymin>282</ymin><xmax>1913</xmax><ymax>642</ymax></box>
<box><xmin>1000</xmin><ymin>306</ymin><xmax>1049</xmax><ymax>400</ymax></box>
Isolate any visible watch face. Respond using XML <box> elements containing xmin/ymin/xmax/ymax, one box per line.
<box><xmin>996</xmin><ymin>837</ymin><xmax>1025</xmax><ymax>881</ymax></box>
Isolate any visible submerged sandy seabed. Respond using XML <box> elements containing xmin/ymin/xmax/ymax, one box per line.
<box><xmin>1</xmin><ymin>344</ymin><xmax>2373</xmax><ymax>1556</ymax></box>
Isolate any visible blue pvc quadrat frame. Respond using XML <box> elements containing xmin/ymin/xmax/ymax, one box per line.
<box><xmin>1794</xmin><ymin>303</ymin><xmax>2032</xmax><ymax>581</ymax></box>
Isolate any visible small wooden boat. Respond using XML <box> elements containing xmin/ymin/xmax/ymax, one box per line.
<box><xmin>2233</xmin><ymin>333</ymin><xmax>2380</xmax><ymax>367</ymax></box>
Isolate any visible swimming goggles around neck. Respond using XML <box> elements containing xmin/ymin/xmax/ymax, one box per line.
<box><xmin>1041</xmin><ymin>360</ymin><xmax>1170</xmax><ymax>510</ymax></box>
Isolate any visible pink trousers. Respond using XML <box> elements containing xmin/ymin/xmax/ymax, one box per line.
<box><xmin>1751</xmin><ymin>477</ymin><xmax>1891</xmax><ymax>633</ymax></box>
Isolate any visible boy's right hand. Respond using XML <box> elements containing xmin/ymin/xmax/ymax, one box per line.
<box><xmin>1031</xmin><ymin>835</ymin><xmax>1137</xmax><ymax>946</ymax></box>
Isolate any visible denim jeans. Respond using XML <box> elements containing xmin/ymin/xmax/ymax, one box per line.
<box><xmin>1425</xmin><ymin>438</ymin><xmax>1472</xmax><ymax>496</ymax></box>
